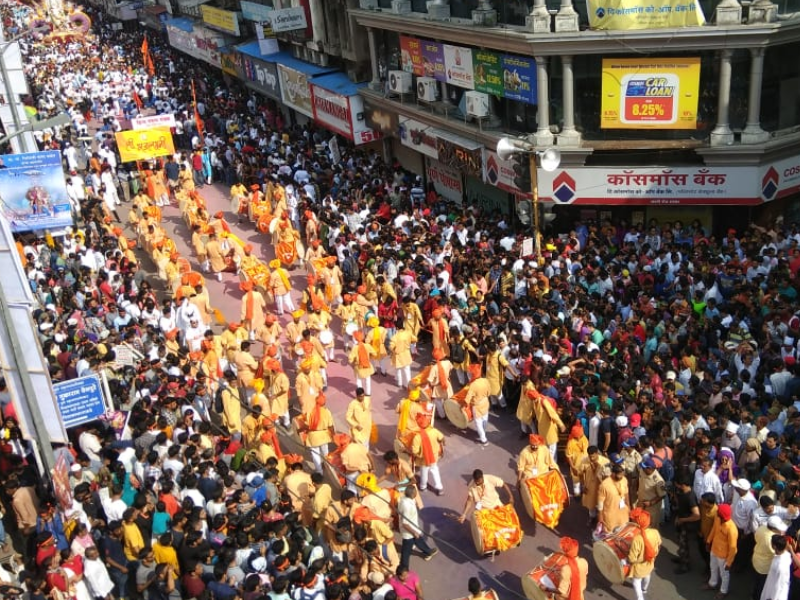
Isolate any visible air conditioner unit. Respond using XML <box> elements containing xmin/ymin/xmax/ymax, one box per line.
<box><xmin>388</xmin><ymin>70</ymin><xmax>412</xmax><ymax>94</ymax></box>
<box><xmin>465</xmin><ymin>91</ymin><xmax>490</xmax><ymax>118</ymax></box>
<box><xmin>417</xmin><ymin>77</ymin><xmax>438</xmax><ymax>102</ymax></box>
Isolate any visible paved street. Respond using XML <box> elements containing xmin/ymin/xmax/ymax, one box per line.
<box><xmin>128</xmin><ymin>179</ymin><xmax>746</xmax><ymax>600</ymax></box>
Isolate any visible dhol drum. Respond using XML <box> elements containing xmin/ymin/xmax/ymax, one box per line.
<box><xmin>522</xmin><ymin>553</ymin><xmax>568</xmax><ymax>600</ymax></box>
<box><xmin>470</xmin><ymin>504</ymin><xmax>523</xmax><ymax>556</ymax></box>
<box><xmin>444</xmin><ymin>386</ymin><xmax>473</xmax><ymax>430</ymax></box>
<box><xmin>592</xmin><ymin>522</ymin><xmax>639</xmax><ymax>584</ymax></box>
<box><xmin>520</xmin><ymin>470</ymin><xmax>570</xmax><ymax>529</ymax></box>
<box><xmin>319</xmin><ymin>329</ymin><xmax>334</xmax><ymax>346</ymax></box>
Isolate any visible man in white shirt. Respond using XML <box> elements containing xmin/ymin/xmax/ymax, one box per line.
<box><xmin>397</xmin><ymin>486</ymin><xmax>438</xmax><ymax>568</ymax></box>
<box><xmin>693</xmin><ymin>457</ymin><xmax>724</xmax><ymax>504</ymax></box>
<box><xmin>730</xmin><ymin>478</ymin><xmax>759</xmax><ymax>570</ymax></box>
<box><xmin>79</xmin><ymin>428</ymin><xmax>103</xmax><ymax>469</ymax></box>
<box><xmin>83</xmin><ymin>546</ymin><xmax>115</xmax><ymax>599</ymax></box>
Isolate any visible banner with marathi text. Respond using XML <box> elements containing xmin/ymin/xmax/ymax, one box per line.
<box><xmin>588</xmin><ymin>0</ymin><xmax>705</xmax><ymax>29</ymax></box>
<box><xmin>524</xmin><ymin>469</ymin><xmax>569</xmax><ymax>529</ymax></box>
<box><xmin>116</xmin><ymin>127</ymin><xmax>175</xmax><ymax>162</ymax></box>
<box><xmin>601</xmin><ymin>58</ymin><xmax>701</xmax><ymax>129</ymax></box>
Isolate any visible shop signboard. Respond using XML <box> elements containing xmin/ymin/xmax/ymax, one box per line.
<box><xmin>473</xmin><ymin>49</ymin><xmax>503</xmax><ymax>96</ymax></box>
<box><xmin>601</xmin><ymin>58</ymin><xmax>701</xmax><ymax>129</ymax></box>
<box><xmin>131</xmin><ymin>113</ymin><xmax>176</xmax><ymax>130</ymax></box>
<box><xmin>761</xmin><ymin>154</ymin><xmax>800</xmax><ymax>202</ymax></box>
<box><xmin>267</xmin><ymin>7</ymin><xmax>308</xmax><ymax>33</ymax></box>
<box><xmin>483</xmin><ymin>148</ymin><xmax>530</xmax><ymax>197</ymax></box>
<box><xmin>240</xmin><ymin>0</ymin><xmax>273</xmax><ymax>22</ymax></box>
<box><xmin>421</xmin><ymin>40</ymin><xmax>446</xmax><ymax>81</ymax></box>
<box><xmin>501</xmin><ymin>54</ymin><xmax>536</xmax><ymax>104</ymax></box>
<box><xmin>538</xmin><ymin>165</ymin><xmax>760</xmax><ymax>205</ymax></box>
<box><xmin>399</xmin><ymin>116</ymin><xmax>438</xmax><ymax>159</ymax></box>
<box><xmin>587</xmin><ymin>0</ymin><xmax>705</xmax><ymax>29</ymax></box>
<box><xmin>277</xmin><ymin>64</ymin><xmax>313</xmax><ymax>117</ymax></box>
<box><xmin>311</xmin><ymin>84</ymin><xmax>352</xmax><ymax>139</ymax></box>
<box><xmin>427</xmin><ymin>159</ymin><xmax>463</xmax><ymax>205</ymax></box>
<box><xmin>54</xmin><ymin>374</ymin><xmax>106</xmax><ymax>429</ymax></box>
<box><xmin>200</xmin><ymin>5</ymin><xmax>240</xmax><ymax>36</ymax></box>
<box><xmin>443</xmin><ymin>44</ymin><xmax>474</xmax><ymax>90</ymax></box>
<box><xmin>434</xmin><ymin>130</ymin><xmax>482</xmax><ymax>178</ymax></box>
<box><xmin>400</xmin><ymin>35</ymin><xmax>423</xmax><ymax>75</ymax></box>
<box><xmin>242</xmin><ymin>56</ymin><xmax>281</xmax><ymax>99</ymax></box>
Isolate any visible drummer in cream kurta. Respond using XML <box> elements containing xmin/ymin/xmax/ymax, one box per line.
<box><xmin>517</xmin><ymin>434</ymin><xmax>557</xmax><ymax>483</ymax></box>
<box><xmin>458</xmin><ymin>469</ymin><xmax>514</xmax><ymax>523</ymax></box>
<box><xmin>346</xmin><ymin>388</ymin><xmax>373</xmax><ymax>449</ymax></box>
<box><xmin>577</xmin><ymin>447</ymin><xmax>610</xmax><ymax>520</ymax></box>
<box><xmin>597</xmin><ymin>464</ymin><xmax>631</xmax><ymax>533</ymax></box>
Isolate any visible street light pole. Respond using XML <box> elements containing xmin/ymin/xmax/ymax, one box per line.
<box><xmin>497</xmin><ymin>136</ymin><xmax>561</xmax><ymax>262</ymax></box>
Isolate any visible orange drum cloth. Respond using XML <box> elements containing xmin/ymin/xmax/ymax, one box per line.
<box><xmin>276</xmin><ymin>241</ymin><xmax>298</xmax><ymax>266</ymax></box>
<box><xmin>526</xmin><ymin>553</ymin><xmax>568</xmax><ymax>597</ymax></box>
<box><xmin>524</xmin><ymin>470</ymin><xmax>569</xmax><ymax>529</ymax></box>
<box><xmin>474</xmin><ymin>504</ymin><xmax>523</xmax><ymax>554</ymax></box>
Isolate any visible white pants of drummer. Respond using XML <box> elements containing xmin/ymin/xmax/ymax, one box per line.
<box><xmin>548</xmin><ymin>443</ymin><xmax>557</xmax><ymax>460</ymax></box>
<box><xmin>310</xmin><ymin>443</ymin><xmax>329</xmax><ymax>474</ymax></box>
<box><xmin>474</xmin><ymin>414</ymin><xmax>489</xmax><ymax>444</ymax></box>
<box><xmin>320</xmin><ymin>367</ymin><xmax>328</xmax><ymax>388</ymax></box>
<box><xmin>433</xmin><ymin>397</ymin><xmax>446</xmax><ymax>419</ymax></box>
<box><xmin>709</xmin><ymin>554</ymin><xmax>731</xmax><ymax>594</ymax></box>
<box><xmin>396</xmin><ymin>365</ymin><xmax>411</xmax><ymax>388</ymax></box>
<box><xmin>373</xmin><ymin>357</ymin><xmax>388</xmax><ymax>376</ymax></box>
<box><xmin>419</xmin><ymin>462</ymin><xmax>443</xmax><ymax>491</ymax></box>
<box><xmin>345</xmin><ymin>471</ymin><xmax>360</xmax><ymax>494</ymax></box>
<box><xmin>631</xmin><ymin>576</ymin><xmax>650</xmax><ymax>600</ymax></box>
<box><xmin>275</xmin><ymin>292</ymin><xmax>295</xmax><ymax>315</ymax></box>
<box><xmin>356</xmin><ymin>374</ymin><xmax>372</xmax><ymax>396</ymax></box>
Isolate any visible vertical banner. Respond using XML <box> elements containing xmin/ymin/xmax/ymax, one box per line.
<box><xmin>601</xmin><ymin>58</ymin><xmax>701</xmax><ymax>129</ymax></box>
<box><xmin>278</xmin><ymin>65</ymin><xmax>314</xmax><ymax>117</ymax></box>
<box><xmin>400</xmin><ymin>35</ymin><xmax>423</xmax><ymax>75</ymax></box>
<box><xmin>473</xmin><ymin>50</ymin><xmax>504</xmax><ymax>96</ymax></box>
<box><xmin>443</xmin><ymin>44</ymin><xmax>475</xmax><ymax>90</ymax></box>
<box><xmin>0</xmin><ymin>150</ymin><xmax>72</xmax><ymax>233</ymax></box>
<box><xmin>502</xmin><ymin>54</ymin><xmax>537</xmax><ymax>104</ymax></box>
<box><xmin>421</xmin><ymin>40</ymin><xmax>446</xmax><ymax>81</ymax></box>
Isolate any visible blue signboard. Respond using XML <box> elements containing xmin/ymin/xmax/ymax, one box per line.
<box><xmin>501</xmin><ymin>54</ymin><xmax>537</xmax><ymax>105</ymax></box>
<box><xmin>240</xmin><ymin>0</ymin><xmax>273</xmax><ymax>22</ymax></box>
<box><xmin>0</xmin><ymin>150</ymin><xmax>72</xmax><ymax>233</ymax></box>
<box><xmin>54</xmin><ymin>374</ymin><xmax>106</xmax><ymax>429</ymax></box>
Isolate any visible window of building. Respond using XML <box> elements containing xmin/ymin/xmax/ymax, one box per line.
<box><xmin>761</xmin><ymin>41</ymin><xmax>800</xmax><ymax>132</ymax></box>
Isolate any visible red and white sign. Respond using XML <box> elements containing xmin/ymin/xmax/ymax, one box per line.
<box><xmin>310</xmin><ymin>85</ymin><xmax>378</xmax><ymax>145</ymax></box>
<box><xmin>131</xmin><ymin>113</ymin><xmax>176</xmax><ymax>130</ymax></box>
<box><xmin>761</xmin><ymin>154</ymin><xmax>800</xmax><ymax>202</ymax></box>
<box><xmin>538</xmin><ymin>166</ymin><xmax>761</xmax><ymax>206</ymax></box>
<box><xmin>483</xmin><ymin>148</ymin><xmax>530</xmax><ymax>198</ymax></box>
<box><xmin>427</xmin><ymin>158</ymin><xmax>463</xmax><ymax>205</ymax></box>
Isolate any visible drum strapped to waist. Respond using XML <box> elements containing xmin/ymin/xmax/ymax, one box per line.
<box><xmin>592</xmin><ymin>522</ymin><xmax>639</xmax><ymax>584</ymax></box>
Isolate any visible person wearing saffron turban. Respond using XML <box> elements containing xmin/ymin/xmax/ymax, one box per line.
<box><xmin>240</xmin><ymin>279</ymin><xmax>267</xmax><ymax>338</ymax></box>
<box><xmin>266</xmin><ymin>359</ymin><xmax>290</xmax><ymax>428</ymax></box>
<box><xmin>346</xmin><ymin>387</ymin><xmax>373</xmax><ymax>449</ymax></box>
<box><xmin>517</xmin><ymin>434</ymin><xmax>557</xmax><ymax>483</ymax></box>
<box><xmin>544</xmin><ymin>537</ymin><xmax>588</xmax><ymax>600</ymax></box>
<box><xmin>410</xmin><ymin>413</ymin><xmax>445</xmax><ymax>495</ymax></box>
<box><xmin>705</xmin><ymin>502</ymin><xmax>737</xmax><ymax>598</ymax></box>
<box><xmin>349</xmin><ymin>331</ymin><xmax>377</xmax><ymax>396</ymax></box>
<box><xmin>401</xmin><ymin>296</ymin><xmax>423</xmax><ymax>356</ymax></box>
<box><xmin>427</xmin><ymin>307</ymin><xmax>450</xmax><ymax>358</ymax></box>
<box><xmin>339</xmin><ymin>432</ymin><xmax>374</xmax><ymax>494</ymax></box>
<box><xmin>296</xmin><ymin>357</ymin><xmax>324</xmax><ymax>415</ymax></box>
<box><xmin>464</xmin><ymin>369</ymin><xmax>492</xmax><ymax>446</ymax></box>
<box><xmin>304</xmin><ymin>393</ymin><xmax>335</xmax><ymax>474</ymax></box>
<box><xmin>427</xmin><ymin>348</ymin><xmax>453</xmax><ymax>420</ymax></box>
<box><xmin>577</xmin><ymin>446</ymin><xmax>610</xmax><ymax>525</ymax></box>
<box><xmin>268</xmin><ymin>259</ymin><xmax>295</xmax><ymax>315</ymax></box>
<box><xmin>457</xmin><ymin>469</ymin><xmax>514</xmax><ymax>524</ymax></box>
<box><xmin>627</xmin><ymin>508</ymin><xmax>662</xmax><ymax>600</ymax></box>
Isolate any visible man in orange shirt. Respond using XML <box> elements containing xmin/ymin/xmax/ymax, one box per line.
<box><xmin>704</xmin><ymin>503</ymin><xmax>737</xmax><ymax>598</ymax></box>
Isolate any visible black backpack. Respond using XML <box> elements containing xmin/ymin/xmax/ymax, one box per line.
<box><xmin>449</xmin><ymin>340</ymin><xmax>466</xmax><ymax>363</ymax></box>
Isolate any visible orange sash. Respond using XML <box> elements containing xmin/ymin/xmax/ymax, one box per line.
<box><xmin>357</xmin><ymin>343</ymin><xmax>371</xmax><ymax>369</ymax></box>
<box><xmin>309</xmin><ymin>406</ymin><xmax>322</xmax><ymax>431</ymax></box>
<box><xmin>436</xmin><ymin>360</ymin><xmax>447</xmax><ymax>392</ymax></box>
<box><xmin>639</xmin><ymin>527</ymin><xmax>657</xmax><ymax>562</ymax></box>
<box><xmin>245</xmin><ymin>291</ymin><xmax>254</xmax><ymax>321</ymax></box>
<box><xmin>261</xmin><ymin>422</ymin><xmax>284</xmax><ymax>458</ymax></box>
<box><xmin>437</xmin><ymin>318</ymin><xmax>447</xmax><ymax>342</ymax></box>
<box><xmin>566</xmin><ymin>555</ymin><xmax>582</xmax><ymax>600</ymax></box>
<box><xmin>418</xmin><ymin>428</ymin><xmax>436</xmax><ymax>466</ymax></box>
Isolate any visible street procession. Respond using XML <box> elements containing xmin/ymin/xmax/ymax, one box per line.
<box><xmin>1</xmin><ymin>2</ymin><xmax>800</xmax><ymax>600</ymax></box>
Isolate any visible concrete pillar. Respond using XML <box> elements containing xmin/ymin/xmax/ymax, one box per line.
<box><xmin>534</xmin><ymin>56</ymin><xmax>554</xmax><ymax>146</ymax></box>
<box><xmin>558</xmin><ymin>56</ymin><xmax>581</xmax><ymax>146</ymax></box>
<box><xmin>710</xmin><ymin>49</ymin><xmax>735</xmax><ymax>147</ymax></box>
<box><xmin>308</xmin><ymin>0</ymin><xmax>326</xmax><ymax>45</ymax></box>
<box><xmin>555</xmin><ymin>0</ymin><xmax>579</xmax><ymax>31</ymax></box>
<box><xmin>526</xmin><ymin>0</ymin><xmax>551</xmax><ymax>32</ymax></box>
<box><xmin>715</xmin><ymin>0</ymin><xmax>742</xmax><ymax>25</ymax></box>
<box><xmin>742</xmin><ymin>48</ymin><xmax>770</xmax><ymax>144</ymax></box>
<box><xmin>367</xmin><ymin>28</ymin><xmax>381</xmax><ymax>91</ymax></box>
<box><xmin>749</xmin><ymin>0</ymin><xmax>777</xmax><ymax>23</ymax></box>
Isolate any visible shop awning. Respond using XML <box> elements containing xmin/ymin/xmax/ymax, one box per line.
<box><xmin>164</xmin><ymin>17</ymin><xmax>194</xmax><ymax>32</ymax></box>
<box><xmin>236</xmin><ymin>49</ymin><xmax>335</xmax><ymax>77</ymax></box>
<box><xmin>310</xmin><ymin>72</ymin><xmax>366</xmax><ymax>97</ymax></box>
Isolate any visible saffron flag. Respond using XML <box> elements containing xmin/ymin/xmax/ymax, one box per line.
<box><xmin>523</xmin><ymin>469</ymin><xmax>569</xmax><ymax>529</ymax></box>
<box><xmin>132</xmin><ymin>90</ymin><xmax>143</xmax><ymax>110</ymax></box>
<box><xmin>191</xmin><ymin>80</ymin><xmax>204</xmax><ymax>140</ymax></box>
<box><xmin>145</xmin><ymin>51</ymin><xmax>155</xmax><ymax>76</ymax></box>
<box><xmin>141</xmin><ymin>36</ymin><xmax>149</xmax><ymax>57</ymax></box>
